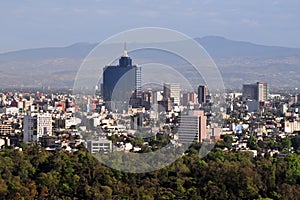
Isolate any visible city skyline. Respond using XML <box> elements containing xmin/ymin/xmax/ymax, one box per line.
<box><xmin>1</xmin><ymin>1</ymin><xmax>300</xmax><ymax>198</ymax></box>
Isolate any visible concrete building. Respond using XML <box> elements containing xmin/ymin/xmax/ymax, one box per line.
<box><xmin>152</xmin><ymin>91</ymin><xmax>163</xmax><ymax>105</ymax></box>
<box><xmin>0</xmin><ymin>124</ymin><xmax>13</xmax><ymax>135</ymax></box>
<box><xmin>86</xmin><ymin>137</ymin><xmax>112</xmax><ymax>153</ymax></box>
<box><xmin>284</xmin><ymin>120</ymin><xmax>300</xmax><ymax>133</ymax></box>
<box><xmin>178</xmin><ymin>110</ymin><xmax>207</xmax><ymax>143</ymax></box>
<box><xmin>5</xmin><ymin>107</ymin><xmax>19</xmax><ymax>115</ymax></box>
<box><xmin>257</xmin><ymin>82</ymin><xmax>269</xmax><ymax>102</ymax></box>
<box><xmin>182</xmin><ymin>93</ymin><xmax>189</xmax><ymax>106</ymax></box>
<box><xmin>182</xmin><ymin>92</ymin><xmax>197</xmax><ymax>106</ymax></box>
<box><xmin>158</xmin><ymin>98</ymin><xmax>172</xmax><ymax>112</ymax></box>
<box><xmin>163</xmin><ymin>83</ymin><xmax>180</xmax><ymax>106</ymax></box>
<box><xmin>130</xmin><ymin>113</ymin><xmax>143</xmax><ymax>130</ymax></box>
<box><xmin>23</xmin><ymin>112</ymin><xmax>52</xmax><ymax>142</ymax></box>
<box><xmin>243</xmin><ymin>82</ymin><xmax>269</xmax><ymax>102</ymax></box>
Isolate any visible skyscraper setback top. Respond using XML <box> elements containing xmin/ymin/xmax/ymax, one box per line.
<box><xmin>119</xmin><ymin>45</ymin><xmax>132</xmax><ymax>67</ymax></box>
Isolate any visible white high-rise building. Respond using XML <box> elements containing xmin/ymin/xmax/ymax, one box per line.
<box><xmin>23</xmin><ymin>112</ymin><xmax>52</xmax><ymax>142</ymax></box>
<box><xmin>163</xmin><ymin>83</ymin><xmax>181</xmax><ymax>106</ymax></box>
<box><xmin>257</xmin><ymin>82</ymin><xmax>269</xmax><ymax>102</ymax></box>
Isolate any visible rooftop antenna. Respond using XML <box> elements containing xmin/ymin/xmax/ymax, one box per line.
<box><xmin>123</xmin><ymin>42</ymin><xmax>128</xmax><ymax>57</ymax></box>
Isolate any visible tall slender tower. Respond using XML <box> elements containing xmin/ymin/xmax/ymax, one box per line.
<box><xmin>135</xmin><ymin>65</ymin><xmax>142</xmax><ymax>98</ymax></box>
<box><xmin>198</xmin><ymin>85</ymin><xmax>208</xmax><ymax>104</ymax></box>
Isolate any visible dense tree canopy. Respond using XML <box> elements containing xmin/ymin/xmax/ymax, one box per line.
<box><xmin>0</xmin><ymin>143</ymin><xmax>299</xmax><ymax>199</ymax></box>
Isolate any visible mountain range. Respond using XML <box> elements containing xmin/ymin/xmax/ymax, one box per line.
<box><xmin>0</xmin><ymin>36</ymin><xmax>299</xmax><ymax>90</ymax></box>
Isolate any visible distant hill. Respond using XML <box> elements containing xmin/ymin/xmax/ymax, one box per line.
<box><xmin>2</xmin><ymin>36</ymin><xmax>300</xmax><ymax>61</ymax></box>
<box><xmin>196</xmin><ymin>36</ymin><xmax>300</xmax><ymax>58</ymax></box>
<box><xmin>0</xmin><ymin>36</ymin><xmax>300</xmax><ymax>89</ymax></box>
<box><xmin>0</xmin><ymin>42</ymin><xmax>97</xmax><ymax>64</ymax></box>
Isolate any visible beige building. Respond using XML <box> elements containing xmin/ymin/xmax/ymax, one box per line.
<box><xmin>0</xmin><ymin>124</ymin><xmax>13</xmax><ymax>135</ymax></box>
<box><xmin>284</xmin><ymin>120</ymin><xmax>300</xmax><ymax>133</ymax></box>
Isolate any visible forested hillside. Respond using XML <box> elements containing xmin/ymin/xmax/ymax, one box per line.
<box><xmin>0</xmin><ymin>143</ymin><xmax>300</xmax><ymax>199</ymax></box>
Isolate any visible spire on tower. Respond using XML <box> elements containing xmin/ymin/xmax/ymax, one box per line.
<box><xmin>123</xmin><ymin>42</ymin><xmax>128</xmax><ymax>57</ymax></box>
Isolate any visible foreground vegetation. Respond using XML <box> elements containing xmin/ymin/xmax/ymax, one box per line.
<box><xmin>0</xmin><ymin>142</ymin><xmax>300</xmax><ymax>200</ymax></box>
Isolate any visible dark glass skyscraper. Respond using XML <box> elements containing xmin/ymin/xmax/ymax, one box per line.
<box><xmin>198</xmin><ymin>85</ymin><xmax>208</xmax><ymax>104</ymax></box>
<box><xmin>102</xmin><ymin>48</ymin><xmax>141</xmax><ymax>111</ymax></box>
<box><xmin>242</xmin><ymin>82</ymin><xmax>269</xmax><ymax>102</ymax></box>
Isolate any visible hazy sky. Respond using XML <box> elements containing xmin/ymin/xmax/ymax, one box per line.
<box><xmin>1</xmin><ymin>0</ymin><xmax>299</xmax><ymax>52</ymax></box>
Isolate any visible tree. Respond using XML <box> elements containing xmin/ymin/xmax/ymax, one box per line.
<box><xmin>1</xmin><ymin>141</ymin><xmax>300</xmax><ymax>199</ymax></box>
<box><xmin>220</xmin><ymin>135</ymin><xmax>233</xmax><ymax>149</ymax></box>
<box><xmin>247</xmin><ymin>136</ymin><xmax>257</xmax><ymax>150</ymax></box>
<box><xmin>284</xmin><ymin>154</ymin><xmax>300</xmax><ymax>184</ymax></box>
<box><xmin>279</xmin><ymin>138</ymin><xmax>291</xmax><ymax>151</ymax></box>
<box><xmin>291</xmin><ymin>136</ymin><xmax>300</xmax><ymax>151</ymax></box>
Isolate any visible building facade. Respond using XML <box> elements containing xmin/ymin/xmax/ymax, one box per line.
<box><xmin>178</xmin><ymin>110</ymin><xmax>207</xmax><ymax>143</ymax></box>
<box><xmin>284</xmin><ymin>120</ymin><xmax>300</xmax><ymax>133</ymax></box>
<box><xmin>243</xmin><ymin>82</ymin><xmax>269</xmax><ymax>102</ymax></box>
<box><xmin>86</xmin><ymin>137</ymin><xmax>112</xmax><ymax>153</ymax></box>
<box><xmin>0</xmin><ymin>124</ymin><xmax>13</xmax><ymax>135</ymax></box>
<box><xmin>163</xmin><ymin>83</ymin><xmax>180</xmax><ymax>106</ymax></box>
<box><xmin>23</xmin><ymin>112</ymin><xmax>52</xmax><ymax>142</ymax></box>
<box><xmin>182</xmin><ymin>92</ymin><xmax>197</xmax><ymax>106</ymax></box>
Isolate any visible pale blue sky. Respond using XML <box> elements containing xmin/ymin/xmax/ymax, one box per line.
<box><xmin>0</xmin><ymin>0</ymin><xmax>299</xmax><ymax>52</ymax></box>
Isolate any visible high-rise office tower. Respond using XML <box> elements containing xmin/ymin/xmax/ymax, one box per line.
<box><xmin>198</xmin><ymin>85</ymin><xmax>208</xmax><ymax>104</ymax></box>
<box><xmin>23</xmin><ymin>112</ymin><xmax>52</xmax><ymax>142</ymax></box>
<box><xmin>102</xmin><ymin>46</ymin><xmax>141</xmax><ymax>111</ymax></box>
<box><xmin>135</xmin><ymin>66</ymin><xmax>142</xmax><ymax>98</ymax></box>
<box><xmin>163</xmin><ymin>83</ymin><xmax>180</xmax><ymax>106</ymax></box>
<box><xmin>178</xmin><ymin>110</ymin><xmax>207</xmax><ymax>143</ymax></box>
<box><xmin>257</xmin><ymin>82</ymin><xmax>269</xmax><ymax>102</ymax></box>
<box><xmin>242</xmin><ymin>84</ymin><xmax>257</xmax><ymax>100</ymax></box>
<box><xmin>243</xmin><ymin>82</ymin><xmax>269</xmax><ymax>102</ymax></box>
